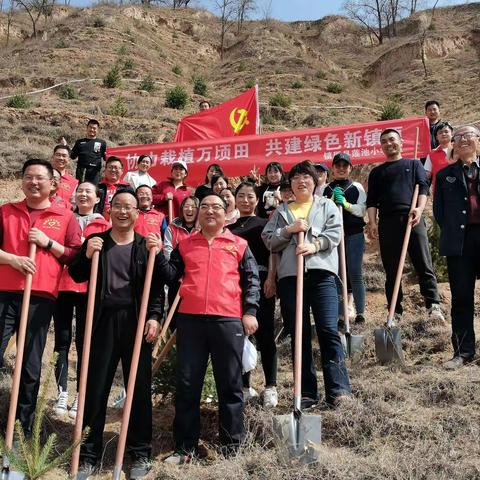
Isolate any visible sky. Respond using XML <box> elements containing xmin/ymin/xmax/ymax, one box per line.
<box><xmin>68</xmin><ymin>0</ymin><xmax>471</xmax><ymax>21</ymax></box>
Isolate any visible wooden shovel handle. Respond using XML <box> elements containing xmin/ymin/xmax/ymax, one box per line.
<box><xmin>152</xmin><ymin>330</ymin><xmax>177</xmax><ymax>375</ymax></box>
<box><xmin>293</xmin><ymin>232</ymin><xmax>304</xmax><ymax>405</ymax></box>
<box><xmin>152</xmin><ymin>290</ymin><xmax>180</xmax><ymax>358</ymax></box>
<box><xmin>168</xmin><ymin>198</ymin><xmax>173</xmax><ymax>223</ymax></box>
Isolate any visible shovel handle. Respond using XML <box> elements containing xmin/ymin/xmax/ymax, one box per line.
<box><xmin>152</xmin><ymin>290</ymin><xmax>181</xmax><ymax>358</ymax></box>
<box><xmin>168</xmin><ymin>198</ymin><xmax>173</xmax><ymax>223</ymax></box>
<box><xmin>71</xmin><ymin>250</ymin><xmax>100</xmax><ymax>476</ymax></box>
<box><xmin>152</xmin><ymin>330</ymin><xmax>177</xmax><ymax>375</ymax></box>
<box><xmin>337</xmin><ymin>205</ymin><xmax>350</xmax><ymax>335</ymax></box>
<box><xmin>5</xmin><ymin>243</ymin><xmax>36</xmax><ymax>449</ymax></box>
<box><xmin>294</xmin><ymin>232</ymin><xmax>304</xmax><ymax>405</ymax></box>
<box><xmin>386</xmin><ymin>185</ymin><xmax>419</xmax><ymax>325</ymax></box>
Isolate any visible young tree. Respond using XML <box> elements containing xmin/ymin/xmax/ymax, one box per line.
<box><xmin>14</xmin><ymin>0</ymin><xmax>55</xmax><ymax>38</ymax></box>
<box><xmin>236</xmin><ymin>0</ymin><xmax>256</xmax><ymax>33</ymax></box>
<box><xmin>343</xmin><ymin>0</ymin><xmax>385</xmax><ymax>44</ymax></box>
<box><xmin>216</xmin><ymin>0</ymin><xmax>236</xmax><ymax>59</ymax></box>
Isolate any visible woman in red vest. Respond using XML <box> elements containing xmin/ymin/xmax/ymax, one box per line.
<box><xmin>53</xmin><ymin>182</ymin><xmax>109</xmax><ymax>418</ymax></box>
<box><xmin>424</xmin><ymin>122</ymin><xmax>454</xmax><ymax>192</ymax></box>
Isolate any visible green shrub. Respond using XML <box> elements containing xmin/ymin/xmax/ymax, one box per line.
<box><xmin>117</xmin><ymin>45</ymin><xmax>128</xmax><ymax>56</ymax></box>
<box><xmin>192</xmin><ymin>76</ymin><xmax>208</xmax><ymax>96</ymax></box>
<box><xmin>326</xmin><ymin>82</ymin><xmax>344</xmax><ymax>94</ymax></box>
<box><xmin>315</xmin><ymin>69</ymin><xmax>327</xmax><ymax>80</ymax></box>
<box><xmin>165</xmin><ymin>85</ymin><xmax>188</xmax><ymax>109</ymax></box>
<box><xmin>58</xmin><ymin>84</ymin><xmax>77</xmax><ymax>100</ymax></box>
<box><xmin>261</xmin><ymin>111</ymin><xmax>275</xmax><ymax>125</ymax></box>
<box><xmin>6</xmin><ymin>94</ymin><xmax>30</xmax><ymax>109</ymax></box>
<box><xmin>93</xmin><ymin>17</ymin><xmax>106</xmax><ymax>28</ymax></box>
<box><xmin>245</xmin><ymin>78</ymin><xmax>256</xmax><ymax>89</ymax></box>
<box><xmin>55</xmin><ymin>39</ymin><xmax>68</xmax><ymax>48</ymax></box>
<box><xmin>237</xmin><ymin>60</ymin><xmax>247</xmax><ymax>72</ymax></box>
<box><xmin>139</xmin><ymin>75</ymin><xmax>156</xmax><ymax>93</ymax></box>
<box><xmin>172</xmin><ymin>64</ymin><xmax>182</xmax><ymax>76</ymax></box>
<box><xmin>103</xmin><ymin>66</ymin><xmax>122</xmax><ymax>88</ymax></box>
<box><xmin>378</xmin><ymin>99</ymin><xmax>404</xmax><ymax>120</ymax></box>
<box><xmin>172</xmin><ymin>31</ymin><xmax>178</xmax><ymax>39</ymax></box>
<box><xmin>123</xmin><ymin>58</ymin><xmax>135</xmax><ymax>71</ymax></box>
<box><xmin>269</xmin><ymin>92</ymin><xmax>291</xmax><ymax>108</ymax></box>
<box><xmin>108</xmin><ymin>96</ymin><xmax>128</xmax><ymax>117</ymax></box>
<box><xmin>291</xmin><ymin>81</ymin><xmax>304</xmax><ymax>89</ymax></box>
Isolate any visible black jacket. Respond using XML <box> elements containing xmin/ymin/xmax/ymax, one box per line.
<box><xmin>69</xmin><ymin>229</ymin><xmax>165</xmax><ymax>330</ymax></box>
<box><xmin>433</xmin><ymin>161</ymin><xmax>472</xmax><ymax>256</ymax></box>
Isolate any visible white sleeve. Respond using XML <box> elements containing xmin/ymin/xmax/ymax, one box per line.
<box><xmin>163</xmin><ymin>226</ymin><xmax>174</xmax><ymax>260</ymax></box>
<box><xmin>344</xmin><ymin>182</ymin><xmax>366</xmax><ymax>218</ymax></box>
<box><xmin>424</xmin><ymin>155</ymin><xmax>433</xmax><ymax>173</ymax></box>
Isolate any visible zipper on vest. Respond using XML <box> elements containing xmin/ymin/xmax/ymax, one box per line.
<box><xmin>205</xmin><ymin>241</ymin><xmax>212</xmax><ymax>314</ymax></box>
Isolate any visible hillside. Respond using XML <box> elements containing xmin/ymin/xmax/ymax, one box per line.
<box><xmin>0</xmin><ymin>3</ymin><xmax>480</xmax><ymax>177</ymax></box>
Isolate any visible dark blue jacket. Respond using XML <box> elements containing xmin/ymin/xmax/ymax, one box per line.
<box><xmin>433</xmin><ymin>161</ymin><xmax>470</xmax><ymax>256</ymax></box>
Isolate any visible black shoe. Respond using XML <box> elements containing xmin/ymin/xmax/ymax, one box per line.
<box><xmin>300</xmin><ymin>397</ymin><xmax>318</xmax><ymax>410</ymax></box>
<box><xmin>355</xmin><ymin>314</ymin><xmax>365</xmax><ymax>324</ymax></box>
<box><xmin>130</xmin><ymin>457</ymin><xmax>152</xmax><ymax>479</ymax></box>
<box><xmin>76</xmin><ymin>461</ymin><xmax>97</xmax><ymax>480</ymax></box>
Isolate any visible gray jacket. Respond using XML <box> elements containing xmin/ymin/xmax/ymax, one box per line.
<box><xmin>262</xmin><ymin>196</ymin><xmax>342</xmax><ymax>280</ymax></box>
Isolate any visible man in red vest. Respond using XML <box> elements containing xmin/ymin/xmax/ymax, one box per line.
<box><xmin>156</xmin><ymin>193</ymin><xmax>260</xmax><ymax>464</ymax></box>
<box><xmin>134</xmin><ymin>185</ymin><xmax>166</xmax><ymax>238</ymax></box>
<box><xmin>51</xmin><ymin>144</ymin><xmax>78</xmax><ymax>209</ymax></box>
<box><xmin>0</xmin><ymin>159</ymin><xmax>82</xmax><ymax>436</ymax></box>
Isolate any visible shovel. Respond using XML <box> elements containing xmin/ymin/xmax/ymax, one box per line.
<box><xmin>374</xmin><ymin>185</ymin><xmax>419</xmax><ymax>365</ymax></box>
<box><xmin>338</xmin><ymin>206</ymin><xmax>364</xmax><ymax>362</ymax></box>
<box><xmin>1</xmin><ymin>243</ymin><xmax>36</xmax><ymax>480</ymax></box>
<box><xmin>272</xmin><ymin>232</ymin><xmax>321</xmax><ymax>463</ymax></box>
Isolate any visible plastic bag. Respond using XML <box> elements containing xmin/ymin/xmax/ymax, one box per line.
<box><xmin>242</xmin><ymin>336</ymin><xmax>257</xmax><ymax>373</ymax></box>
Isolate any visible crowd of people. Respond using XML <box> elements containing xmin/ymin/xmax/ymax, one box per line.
<box><xmin>0</xmin><ymin>98</ymin><xmax>479</xmax><ymax>479</ymax></box>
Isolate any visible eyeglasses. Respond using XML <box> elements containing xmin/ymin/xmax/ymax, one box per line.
<box><xmin>453</xmin><ymin>133</ymin><xmax>479</xmax><ymax>142</ymax></box>
<box><xmin>23</xmin><ymin>175</ymin><xmax>51</xmax><ymax>183</ymax></box>
<box><xmin>106</xmin><ymin>166</ymin><xmax>122</xmax><ymax>171</ymax></box>
<box><xmin>199</xmin><ymin>204</ymin><xmax>225</xmax><ymax>212</ymax></box>
<box><xmin>111</xmin><ymin>205</ymin><xmax>138</xmax><ymax>212</ymax></box>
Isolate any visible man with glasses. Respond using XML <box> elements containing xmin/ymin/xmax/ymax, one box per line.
<box><xmin>71</xmin><ymin>119</ymin><xmax>107</xmax><ymax>185</ymax></box>
<box><xmin>0</xmin><ymin>159</ymin><xmax>81</xmax><ymax>436</ymax></box>
<box><xmin>367</xmin><ymin>128</ymin><xmax>444</xmax><ymax>324</ymax></box>
<box><xmin>434</xmin><ymin>125</ymin><xmax>480</xmax><ymax>369</ymax></box>
<box><xmin>69</xmin><ymin>190</ymin><xmax>164</xmax><ymax>479</ymax></box>
<box><xmin>157</xmin><ymin>193</ymin><xmax>260</xmax><ymax>464</ymax></box>
<box><xmin>97</xmin><ymin>156</ymin><xmax>132</xmax><ymax>220</ymax></box>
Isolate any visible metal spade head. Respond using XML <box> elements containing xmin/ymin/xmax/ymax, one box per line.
<box><xmin>346</xmin><ymin>332</ymin><xmax>365</xmax><ymax>363</ymax></box>
<box><xmin>374</xmin><ymin>326</ymin><xmax>404</xmax><ymax>364</ymax></box>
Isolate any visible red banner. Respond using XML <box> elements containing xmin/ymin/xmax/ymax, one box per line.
<box><xmin>108</xmin><ymin>116</ymin><xmax>430</xmax><ymax>186</ymax></box>
<box><xmin>174</xmin><ymin>86</ymin><xmax>259</xmax><ymax>142</ymax></box>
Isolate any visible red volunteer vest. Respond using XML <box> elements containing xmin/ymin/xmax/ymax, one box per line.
<box><xmin>429</xmin><ymin>147</ymin><xmax>449</xmax><ymax>193</ymax></box>
<box><xmin>178</xmin><ymin>229</ymin><xmax>247</xmax><ymax>317</ymax></box>
<box><xmin>58</xmin><ymin>216</ymin><xmax>109</xmax><ymax>293</ymax></box>
<box><xmin>134</xmin><ymin>209</ymin><xmax>165</xmax><ymax>237</ymax></box>
<box><xmin>168</xmin><ymin>223</ymin><xmax>192</xmax><ymax>250</ymax></box>
<box><xmin>0</xmin><ymin>200</ymin><xmax>73</xmax><ymax>298</ymax></box>
<box><xmin>57</xmin><ymin>172</ymin><xmax>78</xmax><ymax>209</ymax></box>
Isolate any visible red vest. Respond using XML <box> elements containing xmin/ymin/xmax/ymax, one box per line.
<box><xmin>429</xmin><ymin>146</ymin><xmax>449</xmax><ymax>193</ymax></box>
<box><xmin>0</xmin><ymin>201</ymin><xmax>75</xmax><ymax>298</ymax></box>
<box><xmin>134</xmin><ymin>209</ymin><xmax>165</xmax><ymax>237</ymax></box>
<box><xmin>152</xmin><ymin>180</ymin><xmax>192</xmax><ymax>220</ymax></box>
<box><xmin>58</xmin><ymin>216</ymin><xmax>109</xmax><ymax>293</ymax></box>
<box><xmin>178</xmin><ymin>229</ymin><xmax>247</xmax><ymax>317</ymax></box>
<box><xmin>57</xmin><ymin>172</ymin><xmax>78</xmax><ymax>209</ymax></box>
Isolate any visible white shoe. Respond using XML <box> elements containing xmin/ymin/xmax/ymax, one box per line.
<box><xmin>428</xmin><ymin>304</ymin><xmax>445</xmax><ymax>323</ymax></box>
<box><xmin>112</xmin><ymin>389</ymin><xmax>126</xmax><ymax>408</ymax></box>
<box><xmin>262</xmin><ymin>387</ymin><xmax>278</xmax><ymax>408</ymax></box>
<box><xmin>243</xmin><ymin>387</ymin><xmax>259</xmax><ymax>403</ymax></box>
<box><xmin>54</xmin><ymin>388</ymin><xmax>68</xmax><ymax>416</ymax></box>
<box><xmin>69</xmin><ymin>393</ymin><xmax>78</xmax><ymax>419</ymax></box>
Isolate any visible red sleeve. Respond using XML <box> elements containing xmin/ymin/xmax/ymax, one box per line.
<box><xmin>152</xmin><ymin>182</ymin><xmax>169</xmax><ymax>207</ymax></box>
<box><xmin>59</xmin><ymin>213</ymin><xmax>83</xmax><ymax>264</ymax></box>
<box><xmin>0</xmin><ymin>206</ymin><xmax>3</xmax><ymax>247</ymax></box>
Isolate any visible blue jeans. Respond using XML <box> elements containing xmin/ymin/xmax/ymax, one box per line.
<box><xmin>342</xmin><ymin>232</ymin><xmax>366</xmax><ymax>315</ymax></box>
<box><xmin>278</xmin><ymin>271</ymin><xmax>351</xmax><ymax>404</ymax></box>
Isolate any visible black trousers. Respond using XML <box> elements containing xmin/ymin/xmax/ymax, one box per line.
<box><xmin>0</xmin><ymin>292</ymin><xmax>53</xmax><ymax>435</ymax></box>
<box><xmin>81</xmin><ymin>307</ymin><xmax>152</xmax><ymax>465</ymax></box>
<box><xmin>75</xmin><ymin>166</ymin><xmax>101</xmax><ymax>186</ymax></box>
<box><xmin>379</xmin><ymin>214</ymin><xmax>440</xmax><ymax>314</ymax></box>
<box><xmin>174</xmin><ymin>314</ymin><xmax>244</xmax><ymax>453</ymax></box>
<box><xmin>243</xmin><ymin>272</ymin><xmax>277</xmax><ymax>388</ymax></box>
<box><xmin>53</xmin><ymin>291</ymin><xmax>87</xmax><ymax>392</ymax></box>
<box><xmin>446</xmin><ymin>225</ymin><xmax>480</xmax><ymax>359</ymax></box>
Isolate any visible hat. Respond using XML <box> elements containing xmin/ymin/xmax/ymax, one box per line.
<box><xmin>171</xmin><ymin>160</ymin><xmax>188</xmax><ymax>172</ymax></box>
<box><xmin>314</xmin><ymin>163</ymin><xmax>329</xmax><ymax>172</ymax></box>
<box><xmin>332</xmin><ymin>153</ymin><xmax>352</xmax><ymax>166</ymax></box>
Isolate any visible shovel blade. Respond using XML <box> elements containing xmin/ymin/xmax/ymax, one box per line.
<box><xmin>0</xmin><ymin>469</ymin><xmax>25</xmax><ymax>480</ymax></box>
<box><xmin>272</xmin><ymin>413</ymin><xmax>321</xmax><ymax>463</ymax></box>
<box><xmin>374</xmin><ymin>327</ymin><xmax>404</xmax><ymax>364</ymax></box>
<box><xmin>346</xmin><ymin>334</ymin><xmax>365</xmax><ymax>363</ymax></box>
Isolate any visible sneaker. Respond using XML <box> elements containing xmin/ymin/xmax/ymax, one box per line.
<box><xmin>112</xmin><ymin>388</ymin><xmax>126</xmax><ymax>408</ymax></box>
<box><xmin>355</xmin><ymin>314</ymin><xmax>365</xmax><ymax>325</ymax></box>
<box><xmin>300</xmin><ymin>397</ymin><xmax>318</xmax><ymax>410</ymax></box>
<box><xmin>443</xmin><ymin>356</ymin><xmax>473</xmax><ymax>370</ymax></box>
<box><xmin>69</xmin><ymin>393</ymin><xmax>78</xmax><ymax>419</ymax></box>
<box><xmin>76</xmin><ymin>461</ymin><xmax>97</xmax><ymax>480</ymax></box>
<box><xmin>164</xmin><ymin>451</ymin><xmax>193</xmax><ymax>465</ymax></box>
<box><xmin>262</xmin><ymin>386</ymin><xmax>278</xmax><ymax>408</ymax></box>
<box><xmin>243</xmin><ymin>387</ymin><xmax>259</xmax><ymax>403</ymax></box>
<box><xmin>54</xmin><ymin>388</ymin><xmax>68</xmax><ymax>416</ymax></box>
<box><xmin>130</xmin><ymin>457</ymin><xmax>152</xmax><ymax>479</ymax></box>
<box><xmin>428</xmin><ymin>304</ymin><xmax>445</xmax><ymax>323</ymax></box>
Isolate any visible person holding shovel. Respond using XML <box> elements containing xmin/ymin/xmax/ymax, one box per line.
<box><xmin>157</xmin><ymin>193</ymin><xmax>260</xmax><ymax>464</ymax></box>
<box><xmin>0</xmin><ymin>159</ymin><xmax>82</xmax><ymax>435</ymax></box>
<box><xmin>69</xmin><ymin>190</ymin><xmax>164</xmax><ymax>480</ymax></box>
<box><xmin>366</xmin><ymin>128</ymin><xmax>444</xmax><ymax>324</ymax></box>
<box><xmin>262</xmin><ymin>160</ymin><xmax>352</xmax><ymax>408</ymax></box>
<box><xmin>434</xmin><ymin>125</ymin><xmax>480</xmax><ymax>369</ymax></box>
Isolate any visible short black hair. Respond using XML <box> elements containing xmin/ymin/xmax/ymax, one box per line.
<box><xmin>288</xmin><ymin>160</ymin><xmax>319</xmax><ymax>184</ymax></box>
<box><xmin>200</xmin><ymin>193</ymin><xmax>227</xmax><ymax>210</ymax></box>
<box><xmin>205</xmin><ymin>163</ymin><xmax>224</xmax><ymax>183</ymax></box>
<box><xmin>53</xmin><ymin>144</ymin><xmax>71</xmax><ymax>155</ymax></box>
<box><xmin>111</xmin><ymin>188</ymin><xmax>138</xmax><ymax>207</ymax></box>
<box><xmin>435</xmin><ymin>121</ymin><xmax>453</xmax><ymax>134</ymax></box>
<box><xmin>87</xmin><ymin>119</ymin><xmax>100</xmax><ymax>127</ymax></box>
<box><xmin>22</xmin><ymin>159</ymin><xmax>54</xmax><ymax>178</ymax></box>
<box><xmin>199</xmin><ymin>100</ymin><xmax>211</xmax><ymax>109</ymax></box>
<box><xmin>235</xmin><ymin>180</ymin><xmax>257</xmax><ymax>197</ymax></box>
<box><xmin>380</xmin><ymin>128</ymin><xmax>402</xmax><ymax>139</ymax></box>
<box><xmin>211</xmin><ymin>174</ymin><xmax>229</xmax><ymax>188</ymax></box>
<box><xmin>425</xmin><ymin>100</ymin><xmax>440</xmax><ymax>111</ymax></box>
<box><xmin>137</xmin><ymin>154</ymin><xmax>151</xmax><ymax>165</ymax></box>
<box><xmin>77</xmin><ymin>181</ymin><xmax>100</xmax><ymax>197</ymax></box>
<box><xmin>265</xmin><ymin>161</ymin><xmax>286</xmax><ymax>184</ymax></box>
<box><xmin>106</xmin><ymin>156</ymin><xmax>123</xmax><ymax>167</ymax></box>
<box><xmin>135</xmin><ymin>184</ymin><xmax>153</xmax><ymax>194</ymax></box>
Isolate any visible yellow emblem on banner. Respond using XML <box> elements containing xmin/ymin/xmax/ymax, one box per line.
<box><xmin>229</xmin><ymin>108</ymin><xmax>249</xmax><ymax>134</ymax></box>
